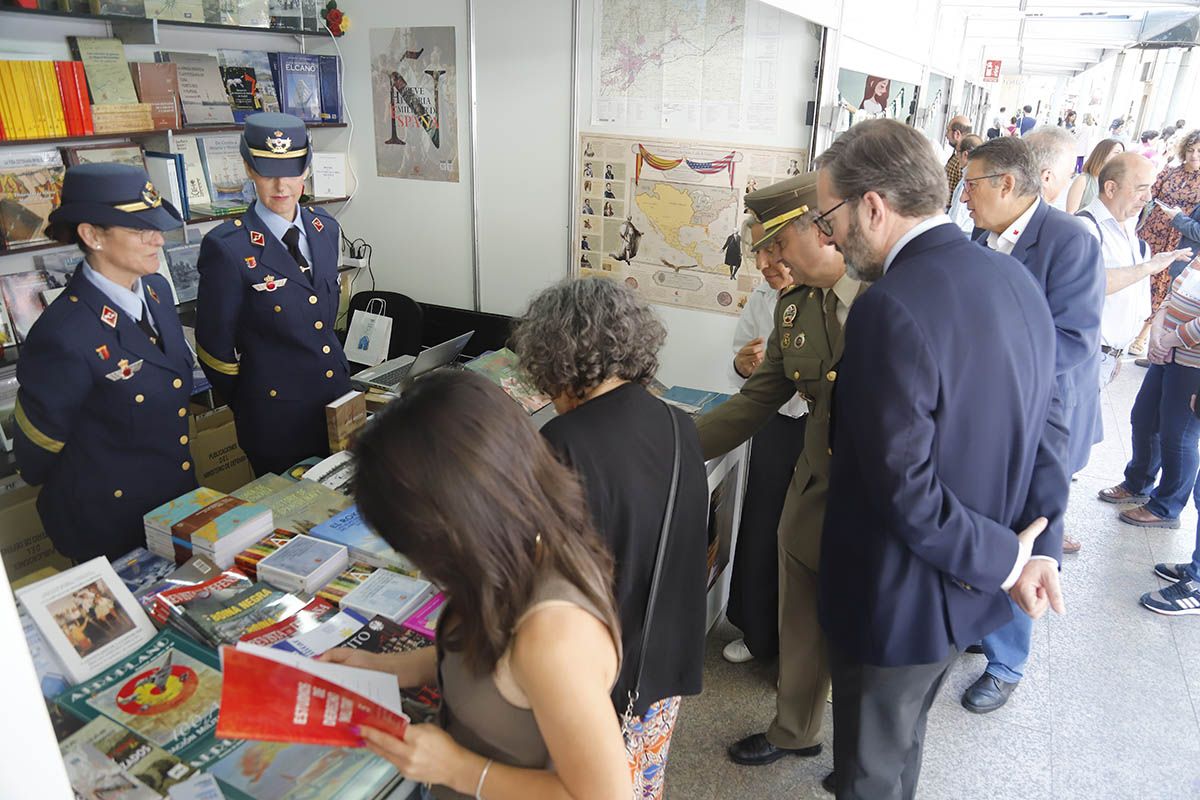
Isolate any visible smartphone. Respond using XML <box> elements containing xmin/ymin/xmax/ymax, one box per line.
<box><xmin>1155</xmin><ymin>199</ymin><xmax>1177</xmax><ymax>215</ymax></box>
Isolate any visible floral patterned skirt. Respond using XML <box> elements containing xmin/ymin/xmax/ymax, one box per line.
<box><xmin>625</xmin><ymin>695</ymin><xmax>682</xmax><ymax>800</ymax></box>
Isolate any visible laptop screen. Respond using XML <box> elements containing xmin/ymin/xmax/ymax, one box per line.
<box><xmin>408</xmin><ymin>330</ymin><xmax>475</xmax><ymax>380</ymax></box>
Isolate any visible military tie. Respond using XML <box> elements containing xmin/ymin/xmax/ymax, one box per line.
<box><xmin>137</xmin><ymin>305</ymin><xmax>162</xmax><ymax>351</ymax></box>
<box><xmin>281</xmin><ymin>226</ymin><xmax>311</xmax><ymax>275</ymax></box>
<box><xmin>823</xmin><ymin>286</ymin><xmax>841</xmax><ymax>346</ymax></box>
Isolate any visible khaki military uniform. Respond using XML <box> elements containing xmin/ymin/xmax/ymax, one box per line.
<box><xmin>697</xmin><ymin>274</ymin><xmax>863</xmax><ymax>749</ymax></box>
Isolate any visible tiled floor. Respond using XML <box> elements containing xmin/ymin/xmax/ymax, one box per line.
<box><xmin>666</xmin><ymin>359</ymin><xmax>1200</xmax><ymax>799</ymax></box>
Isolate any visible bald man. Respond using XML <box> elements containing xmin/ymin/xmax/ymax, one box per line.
<box><xmin>944</xmin><ymin>115</ymin><xmax>973</xmax><ymax>205</ymax></box>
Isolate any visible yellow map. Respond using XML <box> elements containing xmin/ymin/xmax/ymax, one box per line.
<box><xmin>634</xmin><ymin>181</ymin><xmax>736</xmax><ymax>272</ymax></box>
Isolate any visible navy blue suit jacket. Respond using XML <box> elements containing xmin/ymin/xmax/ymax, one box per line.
<box><xmin>195</xmin><ymin>204</ymin><xmax>350</xmax><ymax>475</ymax></box>
<box><xmin>819</xmin><ymin>222</ymin><xmax>1069</xmax><ymax>667</ymax></box>
<box><xmin>14</xmin><ymin>268</ymin><xmax>197</xmax><ymax>560</ymax></box>
<box><xmin>974</xmin><ymin>202</ymin><xmax>1105</xmax><ymax>474</ymax></box>
<box><xmin>1169</xmin><ymin>205</ymin><xmax>1200</xmax><ymax>276</ymax></box>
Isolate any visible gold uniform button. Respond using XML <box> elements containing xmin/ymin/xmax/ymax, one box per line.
<box><xmin>179</xmin><ymin>434</ymin><xmax>189</xmax><ymax>445</ymax></box>
<box><xmin>69</xmin><ymin>295</ymin><xmax>78</xmax><ymax>302</ymax></box>
<box><xmin>181</xmin><ymin>461</ymin><xmax>191</xmax><ymax>471</ymax></box>
<box><xmin>234</xmin><ymin>219</ymin><xmax>243</xmax><ymax>227</ymax></box>
<box><xmin>325</xmin><ymin>370</ymin><xmax>334</xmax><ymax>378</ymax></box>
<box><xmin>178</xmin><ymin>407</ymin><xmax>187</xmax><ymax>417</ymax></box>
<box><xmin>322</xmin><ymin>345</ymin><xmax>331</xmax><ymax>354</ymax></box>
<box><xmin>269</xmin><ymin>389</ymin><xmax>278</xmax><ymax>397</ymax></box>
<box><xmin>172</xmin><ymin>378</ymin><xmax>183</xmax><ymax>389</ymax></box>
<box><xmin>314</xmin><ymin>321</ymin><xmax>324</xmax><ymax>330</ymax></box>
<box><xmin>113</xmin><ymin>489</ymin><xmax>123</xmax><ymax>498</ymax></box>
<box><xmin>826</xmin><ymin>370</ymin><xmax>837</xmax><ymax>382</ymax></box>
<box><xmin>309</xmin><ymin>295</ymin><xmax>318</xmax><ymax>304</ymax></box>
<box><xmin>135</xmin><ymin>393</ymin><xmax>145</xmax><ymax>403</ymax></box>
<box><xmin>792</xmin><ymin>370</ymin><xmax>800</xmax><ymax>380</ymax></box>
<box><xmin>827</xmin><ymin>447</ymin><xmax>833</xmax><ymax>456</ymax></box>
<box><xmin>274</xmin><ymin>305</ymin><xmax>282</xmax><ymax>313</ymax></box>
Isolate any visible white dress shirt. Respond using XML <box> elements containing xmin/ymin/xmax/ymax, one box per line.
<box><xmin>1079</xmin><ymin>197</ymin><xmax>1150</xmax><ymax>350</ymax></box>
<box><xmin>731</xmin><ymin>281</ymin><xmax>807</xmax><ymax>418</ymax></box>
<box><xmin>255</xmin><ymin>200</ymin><xmax>313</xmax><ymax>266</ymax></box>
<box><xmin>882</xmin><ymin>214</ymin><xmax>955</xmax><ymax>273</ymax></box>
<box><xmin>986</xmin><ymin>197</ymin><xmax>1041</xmax><ymax>255</ymax></box>
<box><xmin>949</xmin><ymin>178</ymin><xmax>974</xmax><ymax>234</ymax></box>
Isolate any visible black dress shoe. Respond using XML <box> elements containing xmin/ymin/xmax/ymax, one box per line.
<box><xmin>961</xmin><ymin>672</ymin><xmax>1018</xmax><ymax>714</ymax></box>
<box><xmin>727</xmin><ymin>732</ymin><xmax>821</xmax><ymax>766</ymax></box>
<box><xmin>822</xmin><ymin>771</ymin><xmax>836</xmax><ymax>794</ymax></box>
<box><xmin>964</xmin><ymin>643</ymin><xmax>985</xmax><ymax>655</ymax></box>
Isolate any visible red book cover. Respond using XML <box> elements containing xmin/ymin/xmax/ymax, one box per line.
<box><xmin>238</xmin><ymin>597</ymin><xmax>336</xmax><ymax>647</ymax></box>
<box><xmin>54</xmin><ymin>61</ymin><xmax>80</xmax><ymax>136</ymax></box>
<box><xmin>216</xmin><ymin>646</ymin><xmax>410</xmax><ymax>747</ymax></box>
<box><xmin>149</xmin><ymin>565</ymin><xmax>252</xmax><ymax>623</ymax></box>
<box><xmin>72</xmin><ymin>62</ymin><xmax>94</xmax><ymax>135</ymax></box>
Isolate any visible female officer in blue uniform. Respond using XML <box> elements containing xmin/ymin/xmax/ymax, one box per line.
<box><xmin>195</xmin><ymin>112</ymin><xmax>350</xmax><ymax>475</ymax></box>
<box><xmin>14</xmin><ymin>163</ymin><xmax>197</xmax><ymax>561</ymax></box>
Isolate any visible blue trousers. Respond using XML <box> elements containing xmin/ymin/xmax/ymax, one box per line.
<box><xmin>981</xmin><ymin>598</ymin><xmax>1033</xmax><ymax>683</ymax></box>
<box><xmin>1123</xmin><ymin>362</ymin><xmax>1200</xmax><ymax>520</ymax></box>
<box><xmin>1188</xmin><ymin>480</ymin><xmax>1200</xmax><ymax>583</ymax></box>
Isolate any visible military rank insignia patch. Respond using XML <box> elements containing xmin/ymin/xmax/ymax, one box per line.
<box><xmin>100</xmin><ymin>305</ymin><xmax>118</xmax><ymax>328</ymax></box>
<box><xmin>312</xmin><ymin>218</ymin><xmax>324</xmax><ymax>232</ymax></box>
<box><xmin>253</xmin><ymin>276</ymin><xmax>287</xmax><ymax>292</ymax></box>
<box><xmin>95</xmin><ymin>344</ymin><xmax>110</xmax><ymax>361</ymax></box>
<box><xmin>147</xmin><ymin>286</ymin><xmax>159</xmax><ymax>303</ymax></box>
<box><xmin>782</xmin><ymin>303</ymin><xmax>797</xmax><ymax>327</ymax></box>
<box><xmin>244</xmin><ymin>257</ymin><xmax>257</xmax><ymax>269</ymax></box>
<box><xmin>250</xmin><ymin>230</ymin><xmax>266</xmax><ymax>247</ymax></box>
<box><xmin>105</xmin><ymin>358</ymin><xmax>143</xmax><ymax>381</ymax></box>
<box><xmin>794</xmin><ymin>332</ymin><xmax>806</xmax><ymax>349</ymax></box>
<box><xmin>782</xmin><ymin>333</ymin><xmax>791</xmax><ymax>348</ymax></box>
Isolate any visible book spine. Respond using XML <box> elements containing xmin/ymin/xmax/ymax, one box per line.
<box><xmin>43</xmin><ymin>62</ymin><xmax>68</xmax><ymax>137</ymax></box>
<box><xmin>35</xmin><ymin>61</ymin><xmax>56</xmax><ymax>138</ymax></box>
<box><xmin>318</xmin><ymin>55</ymin><xmax>340</xmax><ymax>124</ymax></box>
<box><xmin>73</xmin><ymin>62</ymin><xmax>94</xmax><ymax>135</ymax></box>
<box><xmin>0</xmin><ymin>63</ymin><xmax>18</xmax><ymax>140</ymax></box>
<box><xmin>54</xmin><ymin>62</ymin><xmax>79</xmax><ymax>136</ymax></box>
<box><xmin>267</xmin><ymin>52</ymin><xmax>282</xmax><ymax>115</ymax></box>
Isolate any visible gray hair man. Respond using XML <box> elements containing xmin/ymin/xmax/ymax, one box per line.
<box><xmin>958</xmin><ymin>135</ymin><xmax>1105</xmax><ymax>710</ymax></box>
<box><xmin>1025</xmin><ymin>126</ymin><xmax>1081</xmax><ymax>206</ymax></box>
<box><xmin>813</xmin><ymin>119</ymin><xmax>1069</xmax><ymax>800</ymax></box>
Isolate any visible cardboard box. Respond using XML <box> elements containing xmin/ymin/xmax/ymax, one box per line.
<box><xmin>189</xmin><ymin>405</ymin><xmax>254</xmax><ymax>493</ymax></box>
<box><xmin>0</xmin><ymin>485</ymin><xmax>71</xmax><ymax>584</ymax></box>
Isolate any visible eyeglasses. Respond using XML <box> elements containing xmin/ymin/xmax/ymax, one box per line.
<box><xmin>813</xmin><ymin>198</ymin><xmax>851</xmax><ymax>237</ymax></box>
<box><xmin>961</xmin><ymin>173</ymin><xmax>1006</xmax><ymax>190</ymax></box>
<box><xmin>111</xmin><ymin>227</ymin><xmax>164</xmax><ymax>245</ymax></box>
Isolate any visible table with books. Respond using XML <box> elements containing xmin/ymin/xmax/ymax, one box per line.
<box><xmin>14</xmin><ymin>449</ymin><xmax>443</xmax><ymax>800</ymax></box>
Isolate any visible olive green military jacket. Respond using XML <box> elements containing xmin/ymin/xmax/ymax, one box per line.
<box><xmin>696</xmin><ymin>278</ymin><xmax>862</xmax><ymax>571</ymax></box>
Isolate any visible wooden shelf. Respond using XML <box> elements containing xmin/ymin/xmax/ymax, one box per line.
<box><xmin>0</xmin><ymin>5</ymin><xmax>322</xmax><ymax>37</ymax></box>
<box><xmin>185</xmin><ymin>196</ymin><xmax>349</xmax><ymax>224</ymax></box>
<box><xmin>0</xmin><ymin>123</ymin><xmax>347</xmax><ymax>148</ymax></box>
<box><xmin>0</xmin><ymin>198</ymin><xmax>349</xmax><ymax>258</ymax></box>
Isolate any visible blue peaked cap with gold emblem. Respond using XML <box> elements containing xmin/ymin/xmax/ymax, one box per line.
<box><xmin>47</xmin><ymin>163</ymin><xmax>183</xmax><ymax>232</ymax></box>
<box><xmin>240</xmin><ymin>112</ymin><xmax>312</xmax><ymax>178</ymax></box>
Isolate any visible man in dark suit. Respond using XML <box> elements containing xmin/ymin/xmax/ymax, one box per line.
<box><xmin>812</xmin><ymin>119</ymin><xmax>1070</xmax><ymax>800</ymax></box>
<box><xmin>959</xmin><ymin>135</ymin><xmax>1104</xmax><ymax>712</ymax></box>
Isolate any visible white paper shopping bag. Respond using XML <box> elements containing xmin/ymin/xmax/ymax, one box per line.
<box><xmin>344</xmin><ymin>302</ymin><xmax>392</xmax><ymax>366</ymax></box>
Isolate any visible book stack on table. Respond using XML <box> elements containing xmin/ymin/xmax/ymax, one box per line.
<box><xmin>255</xmin><ymin>533</ymin><xmax>349</xmax><ymax>595</ymax></box>
<box><xmin>143</xmin><ymin>487</ymin><xmax>273</xmax><ymax>568</ymax></box>
<box><xmin>339</xmin><ymin>568</ymin><xmax>435</xmax><ymax>625</ymax></box>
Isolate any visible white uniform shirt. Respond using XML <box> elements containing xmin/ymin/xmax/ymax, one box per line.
<box><xmin>731</xmin><ymin>281</ymin><xmax>807</xmax><ymax>418</ymax></box>
<box><xmin>1079</xmin><ymin>198</ymin><xmax>1150</xmax><ymax>350</ymax></box>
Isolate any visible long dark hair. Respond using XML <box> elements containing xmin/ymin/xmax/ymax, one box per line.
<box><xmin>352</xmin><ymin>370</ymin><xmax>620</xmax><ymax>675</ymax></box>
<box><xmin>1083</xmin><ymin>138</ymin><xmax>1124</xmax><ymax>178</ymax></box>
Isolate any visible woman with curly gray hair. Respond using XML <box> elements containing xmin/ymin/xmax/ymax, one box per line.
<box><xmin>511</xmin><ymin>277</ymin><xmax>709</xmax><ymax>800</ymax></box>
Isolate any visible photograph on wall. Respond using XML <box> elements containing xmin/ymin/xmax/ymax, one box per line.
<box><xmin>369</xmin><ymin>26</ymin><xmax>459</xmax><ymax>182</ymax></box>
<box><xmin>575</xmin><ymin>133</ymin><xmax>804</xmax><ymax>316</ymax></box>
<box><xmin>834</xmin><ymin>69</ymin><xmax>918</xmax><ymax>133</ymax></box>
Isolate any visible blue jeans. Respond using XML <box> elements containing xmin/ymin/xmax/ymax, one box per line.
<box><xmin>1188</xmin><ymin>481</ymin><xmax>1200</xmax><ymax>583</ymax></box>
<box><xmin>981</xmin><ymin>598</ymin><xmax>1033</xmax><ymax>683</ymax></box>
<box><xmin>1122</xmin><ymin>362</ymin><xmax>1200</xmax><ymax>520</ymax></box>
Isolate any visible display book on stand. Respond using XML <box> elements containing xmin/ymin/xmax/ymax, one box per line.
<box><xmin>14</xmin><ymin>448</ymin><xmax>447</xmax><ymax>800</ymax></box>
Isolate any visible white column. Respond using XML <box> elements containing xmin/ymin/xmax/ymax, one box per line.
<box><xmin>1167</xmin><ymin>48</ymin><xmax>1196</xmax><ymax>127</ymax></box>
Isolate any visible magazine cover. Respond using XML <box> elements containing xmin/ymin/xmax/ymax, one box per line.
<box><xmin>61</xmin><ymin>742</ymin><xmax>160</xmax><ymax>800</ymax></box>
<box><xmin>182</xmin><ymin>584</ymin><xmax>308</xmax><ymax>645</ymax></box>
<box><xmin>0</xmin><ymin>148</ymin><xmax>64</xmax><ymax>248</ymax></box>
<box><xmin>238</xmin><ymin>597</ymin><xmax>339</xmax><ymax>649</ymax></box>
<box><xmin>217</xmin><ymin>49</ymin><xmax>280</xmax><ymax>114</ymax></box>
<box><xmin>17</xmin><ymin>557</ymin><xmax>158</xmax><ymax>684</ymax></box>
<box><xmin>56</xmin><ymin>630</ymin><xmax>223</xmax><ymax>755</ymax></box>
<box><xmin>59</xmin><ymin>715</ymin><xmax>196</xmax><ymax>795</ymax></box>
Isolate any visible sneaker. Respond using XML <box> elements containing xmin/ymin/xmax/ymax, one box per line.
<box><xmin>723</xmin><ymin>638</ymin><xmax>754</xmax><ymax>663</ymax></box>
<box><xmin>1141</xmin><ymin>579</ymin><xmax>1200</xmax><ymax>616</ymax></box>
<box><xmin>1154</xmin><ymin>563</ymin><xmax>1193</xmax><ymax>583</ymax></box>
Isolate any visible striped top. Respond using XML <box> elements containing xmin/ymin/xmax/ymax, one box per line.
<box><xmin>1161</xmin><ymin>267</ymin><xmax>1200</xmax><ymax>369</ymax></box>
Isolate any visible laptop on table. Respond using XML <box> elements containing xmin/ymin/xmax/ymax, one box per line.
<box><xmin>352</xmin><ymin>331</ymin><xmax>475</xmax><ymax>394</ymax></box>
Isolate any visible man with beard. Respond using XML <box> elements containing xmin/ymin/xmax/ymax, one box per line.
<box><xmin>813</xmin><ymin>119</ymin><xmax>1069</xmax><ymax>800</ymax></box>
<box><xmin>696</xmin><ymin>172</ymin><xmax>863</xmax><ymax>795</ymax></box>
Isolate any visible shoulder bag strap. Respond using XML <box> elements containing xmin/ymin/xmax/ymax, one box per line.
<box><xmin>622</xmin><ymin>403</ymin><xmax>681</xmax><ymax>726</ymax></box>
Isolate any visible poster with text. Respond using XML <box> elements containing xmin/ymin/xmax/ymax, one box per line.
<box><xmin>576</xmin><ymin>133</ymin><xmax>804</xmax><ymax>316</ymax></box>
<box><xmin>369</xmin><ymin>27</ymin><xmax>459</xmax><ymax>182</ymax></box>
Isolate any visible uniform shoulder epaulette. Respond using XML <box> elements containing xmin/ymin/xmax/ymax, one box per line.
<box><xmin>209</xmin><ymin>216</ymin><xmax>248</xmax><ymax>240</ymax></box>
<box><xmin>308</xmin><ymin>205</ymin><xmax>338</xmax><ymax>224</ymax></box>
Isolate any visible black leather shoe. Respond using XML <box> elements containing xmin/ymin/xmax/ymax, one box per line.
<box><xmin>727</xmin><ymin>732</ymin><xmax>821</xmax><ymax>766</ymax></box>
<box><xmin>964</xmin><ymin>643</ymin><xmax>985</xmax><ymax>655</ymax></box>
<box><xmin>821</xmin><ymin>771</ymin><xmax>836</xmax><ymax>794</ymax></box>
<box><xmin>961</xmin><ymin>672</ymin><xmax>1018</xmax><ymax>713</ymax></box>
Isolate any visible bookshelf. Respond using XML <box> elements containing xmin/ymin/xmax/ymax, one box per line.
<box><xmin>0</xmin><ymin>122</ymin><xmax>347</xmax><ymax>148</ymax></box>
<box><xmin>0</xmin><ymin>6</ymin><xmax>327</xmax><ymax>41</ymax></box>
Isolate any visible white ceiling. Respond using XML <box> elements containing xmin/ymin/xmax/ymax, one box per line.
<box><xmin>945</xmin><ymin>0</ymin><xmax>1200</xmax><ymax>76</ymax></box>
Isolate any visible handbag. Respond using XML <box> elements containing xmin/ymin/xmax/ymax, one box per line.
<box><xmin>621</xmin><ymin>404</ymin><xmax>681</xmax><ymax>738</ymax></box>
<box><xmin>343</xmin><ymin>297</ymin><xmax>393</xmax><ymax>366</ymax></box>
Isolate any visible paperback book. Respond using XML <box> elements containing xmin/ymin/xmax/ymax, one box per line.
<box><xmin>301</xmin><ymin>450</ymin><xmax>355</xmax><ymax>494</ymax></box>
<box><xmin>237</xmin><ymin>596</ymin><xmax>338</xmax><ymax>649</ymax></box>
<box><xmin>339</xmin><ymin>568</ymin><xmax>434</xmax><ymax>624</ymax></box>
<box><xmin>269</xmin><ymin>51</ymin><xmax>321</xmax><ymax>122</ymax></box>
<box><xmin>217</xmin><ymin>643</ymin><xmax>408</xmax><ymax>747</ymax></box>
<box><xmin>206</xmin><ymin>739</ymin><xmax>401</xmax><ymax>800</ymax></box>
<box><xmin>112</xmin><ymin>547</ymin><xmax>177</xmax><ymax>598</ymax></box>
<box><xmin>257</xmin><ymin>534</ymin><xmax>349</xmax><ymax>595</ymax></box>
<box><xmin>0</xmin><ymin>149</ymin><xmax>65</xmax><ymax>250</ymax></box>
<box><xmin>401</xmin><ymin>592</ymin><xmax>445</xmax><ymax>640</ymax></box>
<box><xmin>17</xmin><ymin>556</ymin><xmax>158</xmax><ymax>684</ymax></box>
<box><xmin>465</xmin><ymin>348</ymin><xmax>552</xmax><ymax>415</ymax></box>
<box><xmin>57</xmin><ymin>713</ymin><xmax>196</xmax><ymax>795</ymax></box>
<box><xmin>309</xmin><ymin>506</ymin><xmax>418</xmax><ymax>575</ymax></box>
<box><xmin>261</xmin><ymin>478</ymin><xmax>352</xmax><ymax>535</ymax></box>
<box><xmin>158</xmin><ymin>51</ymin><xmax>235</xmax><ymax>126</ymax></box>
<box><xmin>317</xmin><ymin>54</ymin><xmax>341</xmax><ymax>124</ymax></box>
<box><xmin>163</xmin><ymin>242</ymin><xmax>201</xmax><ymax>304</ymax></box>
<box><xmin>231</xmin><ymin>472</ymin><xmax>293</xmax><ymax>504</ymax></box>
<box><xmin>182</xmin><ymin>582</ymin><xmax>309</xmax><ymax>646</ymax></box>
<box><xmin>61</xmin><ymin>742</ymin><xmax>160</xmax><ymax>800</ymax></box>
<box><xmin>69</xmin><ymin>36</ymin><xmax>139</xmax><ymax>105</ymax></box>
<box><xmin>171</xmin><ymin>136</ymin><xmax>213</xmax><ymax>209</ymax></box>
<box><xmin>332</xmin><ymin>615</ymin><xmax>440</xmax><ymax>722</ymax></box>
<box><xmin>198</xmin><ymin>134</ymin><xmax>254</xmax><ymax>203</ymax></box>
<box><xmin>55</xmin><ymin>629</ymin><xmax>223</xmax><ymax>755</ymax></box>
<box><xmin>325</xmin><ymin>389</ymin><xmax>366</xmax><ymax>453</ymax></box>
<box><xmin>216</xmin><ymin>49</ymin><xmax>279</xmax><ymax>114</ymax></box>
<box><xmin>129</xmin><ymin>61</ymin><xmax>182</xmax><ymax>129</ymax></box>
<box><xmin>256</xmin><ymin>605</ymin><xmax>367</xmax><ymax>657</ymax></box>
